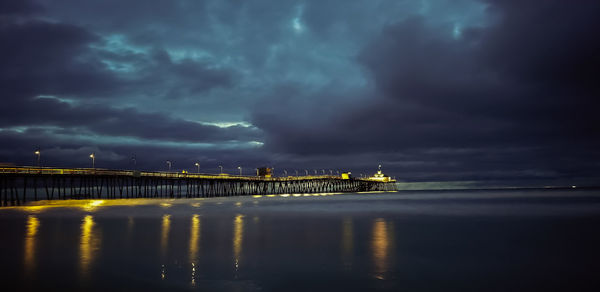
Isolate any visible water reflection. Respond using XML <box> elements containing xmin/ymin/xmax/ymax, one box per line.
<box><xmin>82</xmin><ymin>200</ymin><xmax>104</xmax><ymax>212</ymax></box>
<box><xmin>341</xmin><ymin>217</ymin><xmax>353</xmax><ymax>270</ymax></box>
<box><xmin>161</xmin><ymin>215</ymin><xmax>171</xmax><ymax>258</ymax></box>
<box><xmin>189</xmin><ymin>215</ymin><xmax>201</xmax><ymax>262</ymax></box>
<box><xmin>189</xmin><ymin>214</ymin><xmax>201</xmax><ymax>286</ymax></box>
<box><xmin>371</xmin><ymin>218</ymin><xmax>394</xmax><ymax>280</ymax></box>
<box><xmin>24</xmin><ymin>215</ymin><xmax>40</xmax><ymax>273</ymax></box>
<box><xmin>80</xmin><ymin>215</ymin><xmax>100</xmax><ymax>277</ymax></box>
<box><xmin>127</xmin><ymin>216</ymin><xmax>134</xmax><ymax>227</ymax></box>
<box><xmin>233</xmin><ymin>214</ymin><xmax>244</xmax><ymax>272</ymax></box>
<box><xmin>127</xmin><ymin>216</ymin><xmax>134</xmax><ymax>233</ymax></box>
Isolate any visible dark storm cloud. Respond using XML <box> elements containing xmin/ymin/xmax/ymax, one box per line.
<box><xmin>0</xmin><ymin>0</ymin><xmax>42</xmax><ymax>16</ymax></box>
<box><xmin>129</xmin><ymin>49</ymin><xmax>236</xmax><ymax>99</ymax></box>
<box><xmin>252</xmin><ymin>0</ymin><xmax>600</xmax><ymax>184</ymax></box>
<box><xmin>0</xmin><ymin>96</ymin><xmax>260</xmax><ymax>143</ymax></box>
<box><xmin>0</xmin><ymin>19</ymin><xmax>117</xmax><ymax>98</ymax></box>
<box><xmin>1</xmin><ymin>2</ymin><xmax>236</xmax><ymax>101</ymax></box>
<box><xmin>0</xmin><ymin>5</ymin><xmax>244</xmax><ymax>143</ymax></box>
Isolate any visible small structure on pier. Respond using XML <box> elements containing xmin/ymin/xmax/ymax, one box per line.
<box><xmin>257</xmin><ymin>167</ymin><xmax>272</xmax><ymax>178</ymax></box>
<box><xmin>367</xmin><ymin>165</ymin><xmax>394</xmax><ymax>182</ymax></box>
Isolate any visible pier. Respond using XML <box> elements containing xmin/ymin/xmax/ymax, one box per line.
<box><xmin>0</xmin><ymin>167</ymin><xmax>397</xmax><ymax>205</ymax></box>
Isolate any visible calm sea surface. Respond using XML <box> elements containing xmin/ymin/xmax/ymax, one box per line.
<box><xmin>1</xmin><ymin>190</ymin><xmax>600</xmax><ymax>291</ymax></box>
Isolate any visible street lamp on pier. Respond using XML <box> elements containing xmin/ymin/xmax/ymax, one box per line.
<box><xmin>295</xmin><ymin>170</ymin><xmax>299</xmax><ymax>176</ymax></box>
<box><xmin>329</xmin><ymin>169</ymin><xmax>333</xmax><ymax>175</ymax></box>
<box><xmin>90</xmin><ymin>153</ymin><xmax>95</xmax><ymax>169</ymax></box>
<box><xmin>314</xmin><ymin>170</ymin><xmax>317</xmax><ymax>175</ymax></box>
<box><xmin>34</xmin><ymin>149</ymin><xmax>40</xmax><ymax>167</ymax></box>
<box><xmin>304</xmin><ymin>169</ymin><xmax>308</xmax><ymax>176</ymax></box>
<box><xmin>195</xmin><ymin>162</ymin><xmax>200</xmax><ymax>173</ymax></box>
<box><xmin>166</xmin><ymin>160</ymin><xmax>172</xmax><ymax>172</ymax></box>
<box><xmin>131</xmin><ymin>154</ymin><xmax>136</xmax><ymax>169</ymax></box>
<box><xmin>321</xmin><ymin>169</ymin><xmax>325</xmax><ymax>175</ymax></box>
<box><xmin>218</xmin><ymin>165</ymin><xmax>223</xmax><ymax>174</ymax></box>
<box><xmin>237</xmin><ymin>166</ymin><xmax>242</xmax><ymax>176</ymax></box>
<box><xmin>284</xmin><ymin>169</ymin><xmax>288</xmax><ymax>176</ymax></box>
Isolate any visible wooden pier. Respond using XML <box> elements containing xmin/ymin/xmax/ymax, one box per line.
<box><xmin>0</xmin><ymin>167</ymin><xmax>397</xmax><ymax>205</ymax></box>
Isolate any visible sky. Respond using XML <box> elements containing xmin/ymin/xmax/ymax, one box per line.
<box><xmin>1</xmin><ymin>0</ymin><xmax>599</xmax><ymax>187</ymax></box>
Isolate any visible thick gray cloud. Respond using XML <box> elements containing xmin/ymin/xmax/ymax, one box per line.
<box><xmin>0</xmin><ymin>0</ymin><xmax>599</xmax><ymax>187</ymax></box>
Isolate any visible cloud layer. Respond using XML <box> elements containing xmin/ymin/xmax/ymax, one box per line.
<box><xmin>1</xmin><ymin>0</ymin><xmax>599</xmax><ymax>186</ymax></box>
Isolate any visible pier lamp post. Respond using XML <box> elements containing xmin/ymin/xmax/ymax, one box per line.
<box><xmin>329</xmin><ymin>169</ymin><xmax>333</xmax><ymax>175</ymax></box>
<box><xmin>90</xmin><ymin>153</ymin><xmax>95</xmax><ymax>169</ymax></box>
<box><xmin>195</xmin><ymin>162</ymin><xmax>200</xmax><ymax>173</ymax></box>
<box><xmin>219</xmin><ymin>165</ymin><xmax>223</xmax><ymax>174</ymax></box>
<box><xmin>256</xmin><ymin>168</ymin><xmax>259</xmax><ymax>176</ymax></box>
<box><xmin>321</xmin><ymin>169</ymin><xmax>325</xmax><ymax>175</ymax></box>
<box><xmin>131</xmin><ymin>154</ymin><xmax>137</xmax><ymax>169</ymax></box>
<box><xmin>304</xmin><ymin>170</ymin><xmax>308</xmax><ymax>176</ymax></box>
<box><xmin>295</xmin><ymin>170</ymin><xmax>299</xmax><ymax>176</ymax></box>
<box><xmin>238</xmin><ymin>166</ymin><xmax>242</xmax><ymax>176</ymax></box>
<box><xmin>284</xmin><ymin>170</ymin><xmax>288</xmax><ymax>176</ymax></box>
<box><xmin>166</xmin><ymin>160</ymin><xmax>172</xmax><ymax>172</ymax></box>
<box><xmin>314</xmin><ymin>170</ymin><xmax>317</xmax><ymax>175</ymax></box>
<box><xmin>34</xmin><ymin>150</ymin><xmax>40</xmax><ymax>167</ymax></box>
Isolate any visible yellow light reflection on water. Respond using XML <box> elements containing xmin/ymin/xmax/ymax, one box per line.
<box><xmin>80</xmin><ymin>215</ymin><xmax>99</xmax><ymax>277</ymax></box>
<box><xmin>83</xmin><ymin>200</ymin><xmax>104</xmax><ymax>211</ymax></box>
<box><xmin>24</xmin><ymin>215</ymin><xmax>39</xmax><ymax>273</ymax></box>
<box><xmin>128</xmin><ymin>216</ymin><xmax>134</xmax><ymax>231</ymax></box>
<box><xmin>233</xmin><ymin>214</ymin><xmax>244</xmax><ymax>271</ymax></box>
<box><xmin>161</xmin><ymin>214</ymin><xmax>171</xmax><ymax>258</ymax></box>
<box><xmin>341</xmin><ymin>217</ymin><xmax>353</xmax><ymax>270</ymax></box>
<box><xmin>371</xmin><ymin>218</ymin><xmax>393</xmax><ymax>280</ymax></box>
<box><xmin>189</xmin><ymin>215</ymin><xmax>201</xmax><ymax>262</ymax></box>
<box><xmin>189</xmin><ymin>214</ymin><xmax>201</xmax><ymax>286</ymax></box>
<box><xmin>7</xmin><ymin>199</ymin><xmax>189</xmax><ymax>213</ymax></box>
<box><xmin>17</xmin><ymin>206</ymin><xmax>47</xmax><ymax>213</ymax></box>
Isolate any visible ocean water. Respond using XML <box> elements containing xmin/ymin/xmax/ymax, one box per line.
<box><xmin>1</xmin><ymin>189</ymin><xmax>600</xmax><ymax>291</ymax></box>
